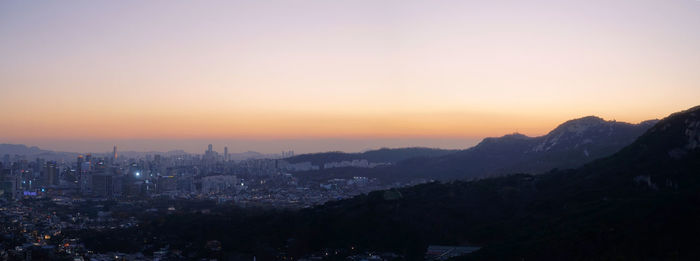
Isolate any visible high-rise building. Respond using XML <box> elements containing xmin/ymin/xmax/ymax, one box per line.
<box><xmin>113</xmin><ymin>146</ymin><xmax>118</xmax><ymax>163</ymax></box>
<box><xmin>43</xmin><ymin>161</ymin><xmax>59</xmax><ymax>186</ymax></box>
<box><xmin>281</xmin><ymin>150</ymin><xmax>295</xmax><ymax>158</ymax></box>
<box><xmin>0</xmin><ymin>168</ymin><xmax>20</xmax><ymax>200</ymax></box>
<box><xmin>1</xmin><ymin>155</ymin><xmax>8</xmax><ymax>167</ymax></box>
<box><xmin>79</xmin><ymin>159</ymin><xmax>92</xmax><ymax>194</ymax></box>
<box><xmin>76</xmin><ymin>155</ymin><xmax>84</xmax><ymax>185</ymax></box>
<box><xmin>92</xmin><ymin>173</ymin><xmax>113</xmax><ymax>198</ymax></box>
<box><xmin>204</xmin><ymin>144</ymin><xmax>218</xmax><ymax>164</ymax></box>
<box><xmin>157</xmin><ymin>175</ymin><xmax>177</xmax><ymax>193</ymax></box>
<box><xmin>224</xmin><ymin>147</ymin><xmax>229</xmax><ymax>162</ymax></box>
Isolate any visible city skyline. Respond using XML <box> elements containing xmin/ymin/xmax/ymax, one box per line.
<box><xmin>2</xmin><ymin>0</ymin><xmax>699</xmax><ymax>153</ymax></box>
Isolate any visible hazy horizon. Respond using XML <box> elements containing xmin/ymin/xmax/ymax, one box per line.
<box><xmin>1</xmin><ymin>113</ymin><xmax>664</xmax><ymax>154</ymax></box>
<box><xmin>2</xmin><ymin>0</ymin><xmax>699</xmax><ymax>153</ymax></box>
<box><xmin>2</xmin><ymin>137</ymin><xmax>483</xmax><ymax>155</ymax></box>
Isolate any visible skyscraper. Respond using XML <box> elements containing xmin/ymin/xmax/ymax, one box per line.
<box><xmin>224</xmin><ymin>147</ymin><xmax>229</xmax><ymax>162</ymax></box>
<box><xmin>76</xmin><ymin>155</ymin><xmax>84</xmax><ymax>178</ymax></box>
<box><xmin>0</xmin><ymin>168</ymin><xmax>19</xmax><ymax>200</ymax></box>
<box><xmin>43</xmin><ymin>161</ymin><xmax>59</xmax><ymax>186</ymax></box>
<box><xmin>77</xmin><ymin>155</ymin><xmax>92</xmax><ymax>194</ymax></box>
<box><xmin>92</xmin><ymin>173</ymin><xmax>113</xmax><ymax>198</ymax></box>
<box><xmin>113</xmin><ymin>145</ymin><xmax>118</xmax><ymax>163</ymax></box>
<box><xmin>204</xmin><ymin>144</ymin><xmax>217</xmax><ymax>165</ymax></box>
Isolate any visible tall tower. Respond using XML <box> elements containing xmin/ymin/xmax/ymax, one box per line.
<box><xmin>208</xmin><ymin>144</ymin><xmax>213</xmax><ymax>152</ymax></box>
<box><xmin>112</xmin><ymin>146</ymin><xmax>118</xmax><ymax>163</ymax></box>
<box><xmin>224</xmin><ymin>147</ymin><xmax>229</xmax><ymax>162</ymax></box>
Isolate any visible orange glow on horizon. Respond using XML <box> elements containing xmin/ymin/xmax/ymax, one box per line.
<box><xmin>0</xmin><ymin>107</ymin><xmax>672</xmax><ymax>141</ymax></box>
<box><xmin>1</xmin><ymin>0</ymin><xmax>699</xmax><ymax>152</ymax></box>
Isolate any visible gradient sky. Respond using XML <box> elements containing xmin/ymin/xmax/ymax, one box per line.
<box><xmin>1</xmin><ymin>0</ymin><xmax>699</xmax><ymax>153</ymax></box>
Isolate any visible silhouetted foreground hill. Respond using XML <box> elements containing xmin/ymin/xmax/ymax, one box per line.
<box><xmin>295</xmin><ymin>116</ymin><xmax>656</xmax><ymax>182</ymax></box>
<box><xmin>75</xmin><ymin>106</ymin><xmax>699</xmax><ymax>260</ymax></box>
<box><xmin>296</xmin><ymin>105</ymin><xmax>700</xmax><ymax>260</ymax></box>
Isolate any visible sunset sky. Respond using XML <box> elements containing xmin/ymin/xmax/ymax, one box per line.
<box><xmin>1</xmin><ymin>0</ymin><xmax>699</xmax><ymax>153</ymax></box>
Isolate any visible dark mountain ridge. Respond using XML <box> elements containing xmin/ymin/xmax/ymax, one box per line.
<box><xmin>291</xmin><ymin>105</ymin><xmax>700</xmax><ymax>260</ymax></box>
<box><xmin>295</xmin><ymin>116</ymin><xmax>657</xmax><ymax>182</ymax></box>
<box><xmin>429</xmin><ymin>115</ymin><xmax>659</xmax><ymax>178</ymax></box>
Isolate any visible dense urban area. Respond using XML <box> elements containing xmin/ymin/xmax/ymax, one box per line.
<box><xmin>0</xmin><ymin>145</ymin><xmax>432</xmax><ymax>260</ymax></box>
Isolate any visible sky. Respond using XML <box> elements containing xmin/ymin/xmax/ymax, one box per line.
<box><xmin>1</xmin><ymin>0</ymin><xmax>699</xmax><ymax>154</ymax></box>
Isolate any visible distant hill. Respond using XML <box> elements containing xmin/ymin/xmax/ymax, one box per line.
<box><xmin>0</xmin><ymin>144</ymin><xmax>47</xmax><ymax>155</ymax></box>
<box><xmin>295</xmin><ymin>116</ymin><xmax>657</xmax><ymax>182</ymax></box>
<box><xmin>0</xmin><ymin>144</ymin><xmax>277</xmax><ymax>162</ymax></box>
<box><xmin>0</xmin><ymin>144</ymin><xmax>80</xmax><ymax>162</ymax></box>
<box><xmin>285</xmin><ymin>147</ymin><xmax>459</xmax><ymax>167</ymax></box>
<box><xmin>0</xmin><ymin>144</ymin><xmax>192</xmax><ymax>162</ymax></box>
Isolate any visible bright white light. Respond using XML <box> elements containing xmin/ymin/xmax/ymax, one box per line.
<box><xmin>135</xmin><ymin>172</ymin><xmax>141</xmax><ymax>177</ymax></box>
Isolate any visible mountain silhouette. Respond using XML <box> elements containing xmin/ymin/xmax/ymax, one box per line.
<box><xmin>285</xmin><ymin>105</ymin><xmax>700</xmax><ymax>259</ymax></box>
<box><xmin>295</xmin><ymin>116</ymin><xmax>657</xmax><ymax>182</ymax></box>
